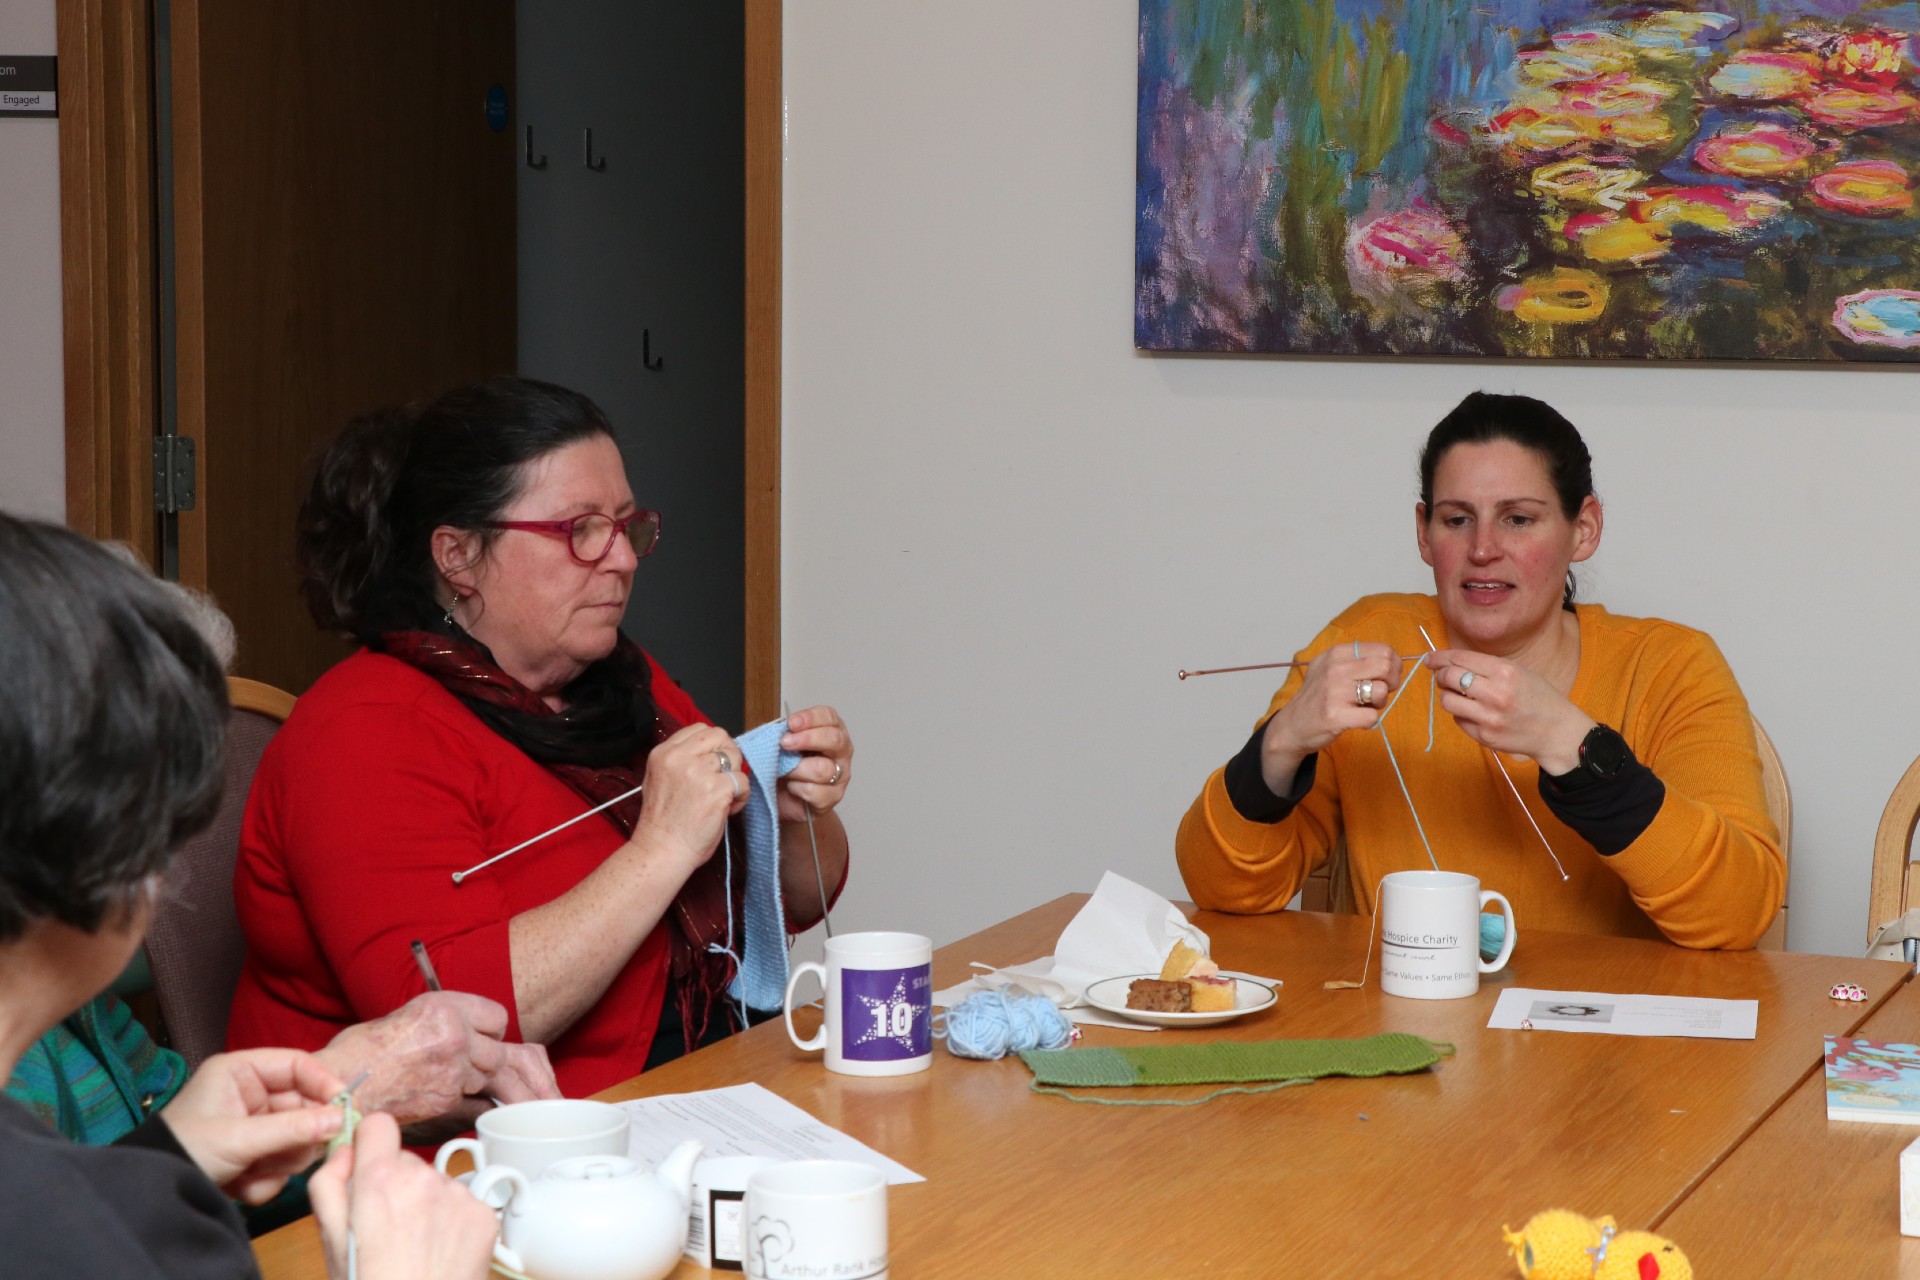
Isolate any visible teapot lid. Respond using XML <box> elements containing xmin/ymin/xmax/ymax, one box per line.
<box><xmin>543</xmin><ymin>1155</ymin><xmax>642</xmax><ymax>1182</ymax></box>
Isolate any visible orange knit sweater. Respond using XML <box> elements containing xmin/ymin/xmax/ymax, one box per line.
<box><xmin>1175</xmin><ymin>594</ymin><xmax>1785</xmax><ymax>949</ymax></box>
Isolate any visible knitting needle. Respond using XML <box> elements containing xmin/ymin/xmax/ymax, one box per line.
<box><xmin>410</xmin><ymin>939</ymin><xmax>443</xmax><ymax>992</ymax></box>
<box><xmin>1178</xmin><ymin>655</ymin><xmax>1428</xmax><ymax>680</ymax></box>
<box><xmin>340</xmin><ymin>1068</ymin><xmax>371</xmax><ymax>1280</ymax></box>
<box><xmin>787</xmin><ymin>700</ymin><xmax>835</xmax><ymax>939</ymax></box>
<box><xmin>1415</xmin><ymin>624</ymin><xmax>1569</xmax><ymax>882</ymax></box>
<box><xmin>450</xmin><ymin>781</ymin><xmax>644</xmax><ymax>884</ymax></box>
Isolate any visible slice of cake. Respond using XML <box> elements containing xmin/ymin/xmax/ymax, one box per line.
<box><xmin>1187</xmin><ymin>972</ymin><xmax>1237</xmax><ymax>1013</ymax></box>
<box><xmin>1158</xmin><ymin>940</ymin><xmax>1205</xmax><ymax>982</ymax></box>
<box><xmin>1125</xmin><ymin>978</ymin><xmax>1192</xmax><ymax>1012</ymax></box>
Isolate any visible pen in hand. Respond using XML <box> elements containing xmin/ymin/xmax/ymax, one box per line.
<box><xmin>408</xmin><ymin>939</ymin><xmax>507</xmax><ymax>1110</ymax></box>
<box><xmin>410</xmin><ymin>939</ymin><xmax>443</xmax><ymax>992</ymax></box>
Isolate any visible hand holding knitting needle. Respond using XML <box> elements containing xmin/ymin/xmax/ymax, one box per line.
<box><xmin>1422</xmin><ymin>648</ymin><xmax>1595</xmax><ymax>777</ymax></box>
<box><xmin>776</xmin><ymin>704</ymin><xmax>853</xmax><ymax>822</ymax></box>
<box><xmin>1254</xmin><ymin>642</ymin><xmax>1410</xmax><ymax>796</ymax></box>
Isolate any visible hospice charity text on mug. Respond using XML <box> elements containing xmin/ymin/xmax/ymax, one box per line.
<box><xmin>1378</xmin><ymin>870</ymin><xmax>1515</xmax><ymax>1000</ymax></box>
<box><xmin>784</xmin><ymin>931</ymin><xmax>933</xmax><ymax>1076</ymax></box>
<box><xmin>744</xmin><ymin>1160</ymin><xmax>889</xmax><ymax>1280</ymax></box>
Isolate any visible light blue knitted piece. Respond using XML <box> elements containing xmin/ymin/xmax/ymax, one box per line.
<box><xmin>727</xmin><ymin>719</ymin><xmax>802</xmax><ymax>1010</ymax></box>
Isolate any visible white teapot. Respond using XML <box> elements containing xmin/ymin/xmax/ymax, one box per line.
<box><xmin>468</xmin><ymin>1140</ymin><xmax>704</xmax><ymax>1280</ymax></box>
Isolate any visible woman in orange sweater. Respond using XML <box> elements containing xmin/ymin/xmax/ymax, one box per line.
<box><xmin>1176</xmin><ymin>392</ymin><xmax>1784</xmax><ymax>949</ymax></box>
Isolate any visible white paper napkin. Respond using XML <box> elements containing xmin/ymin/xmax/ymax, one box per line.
<box><xmin>931</xmin><ymin>871</ymin><xmax>1210</xmax><ymax>1029</ymax></box>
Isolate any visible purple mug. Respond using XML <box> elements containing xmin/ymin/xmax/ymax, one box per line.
<box><xmin>783</xmin><ymin>931</ymin><xmax>933</xmax><ymax>1076</ymax></box>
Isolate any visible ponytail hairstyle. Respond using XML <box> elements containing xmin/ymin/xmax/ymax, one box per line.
<box><xmin>297</xmin><ymin>376</ymin><xmax>617</xmax><ymax>643</ymax></box>
<box><xmin>1418</xmin><ymin>391</ymin><xmax>1597</xmax><ymax>609</ymax></box>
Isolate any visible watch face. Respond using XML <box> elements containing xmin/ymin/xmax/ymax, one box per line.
<box><xmin>1582</xmin><ymin>726</ymin><xmax>1629</xmax><ymax>777</ymax></box>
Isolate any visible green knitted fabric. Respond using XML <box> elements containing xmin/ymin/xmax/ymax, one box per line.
<box><xmin>1020</xmin><ymin>1033</ymin><xmax>1450</xmax><ymax>1088</ymax></box>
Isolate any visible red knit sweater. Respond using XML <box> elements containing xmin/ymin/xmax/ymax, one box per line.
<box><xmin>226</xmin><ymin>649</ymin><xmax>709</xmax><ymax>1098</ymax></box>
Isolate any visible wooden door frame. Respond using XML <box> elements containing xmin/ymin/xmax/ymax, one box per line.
<box><xmin>744</xmin><ymin>0</ymin><xmax>781</xmax><ymax>726</ymax></box>
<box><xmin>60</xmin><ymin>0</ymin><xmax>782</xmax><ymax>724</ymax></box>
<box><xmin>57</xmin><ymin>0</ymin><xmax>160</xmax><ymax>558</ymax></box>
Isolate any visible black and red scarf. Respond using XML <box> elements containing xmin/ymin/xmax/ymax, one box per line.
<box><xmin>380</xmin><ymin>629</ymin><xmax>741</xmax><ymax>1049</ymax></box>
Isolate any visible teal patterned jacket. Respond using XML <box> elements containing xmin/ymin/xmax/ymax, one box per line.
<box><xmin>5</xmin><ymin>995</ymin><xmax>187</xmax><ymax>1144</ymax></box>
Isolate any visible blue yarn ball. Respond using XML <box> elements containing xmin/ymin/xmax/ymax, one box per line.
<box><xmin>1480</xmin><ymin>913</ymin><xmax>1507</xmax><ymax>964</ymax></box>
<box><xmin>940</xmin><ymin>991</ymin><xmax>1074</xmax><ymax>1060</ymax></box>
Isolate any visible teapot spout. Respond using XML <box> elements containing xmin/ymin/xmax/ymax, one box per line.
<box><xmin>655</xmin><ymin>1139</ymin><xmax>705</xmax><ymax>1208</ymax></box>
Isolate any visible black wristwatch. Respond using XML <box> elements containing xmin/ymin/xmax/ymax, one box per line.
<box><xmin>1548</xmin><ymin>724</ymin><xmax>1631</xmax><ymax>793</ymax></box>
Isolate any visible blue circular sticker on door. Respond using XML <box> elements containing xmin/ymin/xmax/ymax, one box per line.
<box><xmin>484</xmin><ymin>84</ymin><xmax>508</xmax><ymax>133</ymax></box>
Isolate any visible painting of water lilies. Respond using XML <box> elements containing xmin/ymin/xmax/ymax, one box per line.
<box><xmin>1135</xmin><ymin>1</ymin><xmax>1920</xmax><ymax>361</ymax></box>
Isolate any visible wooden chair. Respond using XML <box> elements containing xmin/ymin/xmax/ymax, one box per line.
<box><xmin>1301</xmin><ymin>714</ymin><xmax>1792</xmax><ymax>949</ymax></box>
<box><xmin>142</xmin><ymin>677</ymin><xmax>296</xmax><ymax>1069</ymax></box>
<box><xmin>1751</xmin><ymin>717</ymin><xmax>1790</xmax><ymax>951</ymax></box>
<box><xmin>1867</xmin><ymin>753</ymin><xmax>1920</xmax><ymax>948</ymax></box>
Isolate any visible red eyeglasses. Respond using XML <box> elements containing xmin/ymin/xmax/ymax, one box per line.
<box><xmin>484</xmin><ymin>509</ymin><xmax>662</xmax><ymax>565</ymax></box>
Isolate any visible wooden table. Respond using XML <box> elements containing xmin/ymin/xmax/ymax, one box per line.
<box><xmin>255</xmin><ymin>897</ymin><xmax>1903</xmax><ymax>1279</ymax></box>
<box><xmin>1661</xmin><ymin>965</ymin><xmax>1920</xmax><ymax>1276</ymax></box>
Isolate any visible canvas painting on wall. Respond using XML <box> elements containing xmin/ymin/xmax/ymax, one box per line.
<box><xmin>1136</xmin><ymin>0</ymin><xmax>1920</xmax><ymax>361</ymax></box>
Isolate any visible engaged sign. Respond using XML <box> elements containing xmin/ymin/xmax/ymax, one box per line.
<box><xmin>0</xmin><ymin>57</ymin><xmax>56</xmax><ymax>118</ymax></box>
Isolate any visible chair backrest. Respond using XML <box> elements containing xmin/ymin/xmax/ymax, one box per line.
<box><xmin>1868</xmin><ymin>753</ymin><xmax>1920</xmax><ymax>947</ymax></box>
<box><xmin>1750</xmin><ymin>716</ymin><xmax>1790</xmax><ymax>951</ymax></box>
<box><xmin>143</xmin><ymin>677</ymin><xmax>295</xmax><ymax>1069</ymax></box>
<box><xmin>1300</xmin><ymin>714</ymin><xmax>1792</xmax><ymax>949</ymax></box>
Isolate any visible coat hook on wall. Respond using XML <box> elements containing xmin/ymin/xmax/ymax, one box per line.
<box><xmin>643</xmin><ymin>329</ymin><xmax>664</xmax><ymax>371</ymax></box>
<box><xmin>583</xmin><ymin>127</ymin><xmax>607</xmax><ymax>172</ymax></box>
<box><xmin>525</xmin><ymin>125</ymin><xmax>547</xmax><ymax>169</ymax></box>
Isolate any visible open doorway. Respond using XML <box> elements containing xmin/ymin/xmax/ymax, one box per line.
<box><xmin>58</xmin><ymin>0</ymin><xmax>781</xmax><ymax>725</ymax></box>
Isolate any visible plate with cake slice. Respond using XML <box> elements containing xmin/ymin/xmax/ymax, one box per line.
<box><xmin>1082</xmin><ymin>941</ymin><xmax>1280</xmax><ymax>1027</ymax></box>
<box><xmin>1082</xmin><ymin>972</ymin><xmax>1279</xmax><ymax>1028</ymax></box>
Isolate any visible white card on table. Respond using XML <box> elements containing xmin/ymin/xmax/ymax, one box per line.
<box><xmin>1488</xmin><ymin>987</ymin><xmax>1758</xmax><ymax>1040</ymax></box>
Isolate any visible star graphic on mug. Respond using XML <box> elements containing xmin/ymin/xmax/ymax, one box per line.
<box><xmin>852</xmin><ymin>976</ymin><xmax>919</xmax><ymax>1050</ymax></box>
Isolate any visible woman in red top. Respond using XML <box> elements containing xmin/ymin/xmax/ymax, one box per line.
<box><xmin>227</xmin><ymin>377</ymin><xmax>853</xmax><ymax>1099</ymax></box>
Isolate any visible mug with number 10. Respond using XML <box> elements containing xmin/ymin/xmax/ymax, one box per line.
<box><xmin>784</xmin><ymin>931</ymin><xmax>933</xmax><ymax>1076</ymax></box>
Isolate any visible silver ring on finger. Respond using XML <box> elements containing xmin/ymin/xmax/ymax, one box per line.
<box><xmin>714</xmin><ymin>749</ymin><xmax>733</xmax><ymax>773</ymax></box>
<box><xmin>1458</xmin><ymin>670</ymin><xmax>1476</xmax><ymax>694</ymax></box>
<box><xmin>1355</xmin><ymin>678</ymin><xmax>1376</xmax><ymax>708</ymax></box>
<box><xmin>827</xmin><ymin>760</ymin><xmax>844</xmax><ymax>788</ymax></box>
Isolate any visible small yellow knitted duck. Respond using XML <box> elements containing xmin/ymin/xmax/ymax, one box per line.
<box><xmin>1503</xmin><ymin>1209</ymin><xmax>1614</xmax><ymax>1280</ymax></box>
<box><xmin>1502</xmin><ymin>1210</ymin><xmax>1691</xmax><ymax>1280</ymax></box>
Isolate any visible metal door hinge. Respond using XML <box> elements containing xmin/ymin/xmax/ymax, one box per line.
<box><xmin>153</xmin><ymin>435</ymin><xmax>197</xmax><ymax>513</ymax></box>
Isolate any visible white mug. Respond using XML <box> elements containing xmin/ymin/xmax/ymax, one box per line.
<box><xmin>687</xmin><ymin>1155</ymin><xmax>779</xmax><ymax>1270</ymax></box>
<box><xmin>433</xmin><ymin>1098</ymin><xmax>630</xmax><ymax>1183</ymax></box>
<box><xmin>1378</xmin><ymin>870</ymin><xmax>1516</xmax><ymax>1000</ymax></box>
<box><xmin>784</xmin><ymin>931</ymin><xmax>933</xmax><ymax>1076</ymax></box>
<box><xmin>744</xmin><ymin>1160</ymin><xmax>888</xmax><ymax>1280</ymax></box>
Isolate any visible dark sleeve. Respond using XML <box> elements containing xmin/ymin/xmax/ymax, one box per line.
<box><xmin>1538</xmin><ymin>760</ymin><xmax>1667</xmax><ymax>856</ymax></box>
<box><xmin>114</xmin><ymin>1114</ymin><xmax>195</xmax><ymax>1161</ymax></box>
<box><xmin>1222</xmin><ymin>716</ymin><xmax>1319</xmax><ymax>823</ymax></box>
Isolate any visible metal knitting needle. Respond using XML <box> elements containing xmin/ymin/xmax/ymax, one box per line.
<box><xmin>450</xmin><ymin>781</ymin><xmax>644</xmax><ymax>884</ymax></box>
<box><xmin>787</xmin><ymin>700</ymin><xmax>835</xmax><ymax>938</ymax></box>
<box><xmin>1178</xmin><ymin>655</ymin><xmax>1428</xmax><ymax>680</ymax></box>
<box><xmin>1416</xmin><ymin>624</ymin><xmax>1569</xmax><ymax>881</ymax></box>
<box><xmin>339</xmin><ymin>1067</ymin><xmax>372</xmax><ymax>1280</ymax></box>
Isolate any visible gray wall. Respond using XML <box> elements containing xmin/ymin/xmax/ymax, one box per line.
<box><xmin>782</xmin><ymin>2</ymin><xmax>1920</xmax><ymax>960</ymax></box>
<box><xmin>0</xmin><ymin>0</ymin><xmax>64</xmax><ymax>521</ymax></box>
<box><xmin>517</xmin><ymin>0</ymin><xmax>746</xmax><ymax>729</ymax></box>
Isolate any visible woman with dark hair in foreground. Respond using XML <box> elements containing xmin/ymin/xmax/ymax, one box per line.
<box><xmin>0</xmin><ymin>513</ymin><xmax>493</xmax><ymax>1277</ymax></box>
<box><xmin>1176</xmin><ymin>391</ymin><xmax>1784</xmax><ymax>949</ymax></box>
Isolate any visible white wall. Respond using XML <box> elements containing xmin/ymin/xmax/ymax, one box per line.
<box><xmin>0</xmin><ymin>0</ymin><xmax>63</xmax><ymax>521</ymax></box>
<box><xmin>782</xmin><ymin>3</ymin><xmax>1919</xmax><ymax>960</ymax></box>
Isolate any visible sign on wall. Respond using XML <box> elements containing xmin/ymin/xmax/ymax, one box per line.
<box><xmin>0</xmin><ymin>56</ymin><xmax>56</xmax><ymax>119</ymax></box>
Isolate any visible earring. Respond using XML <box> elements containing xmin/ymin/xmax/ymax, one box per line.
<box><xmin>443</xmin><ymin>592</ymin><xmax>463</xmax><ymax>627</ymax></box>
